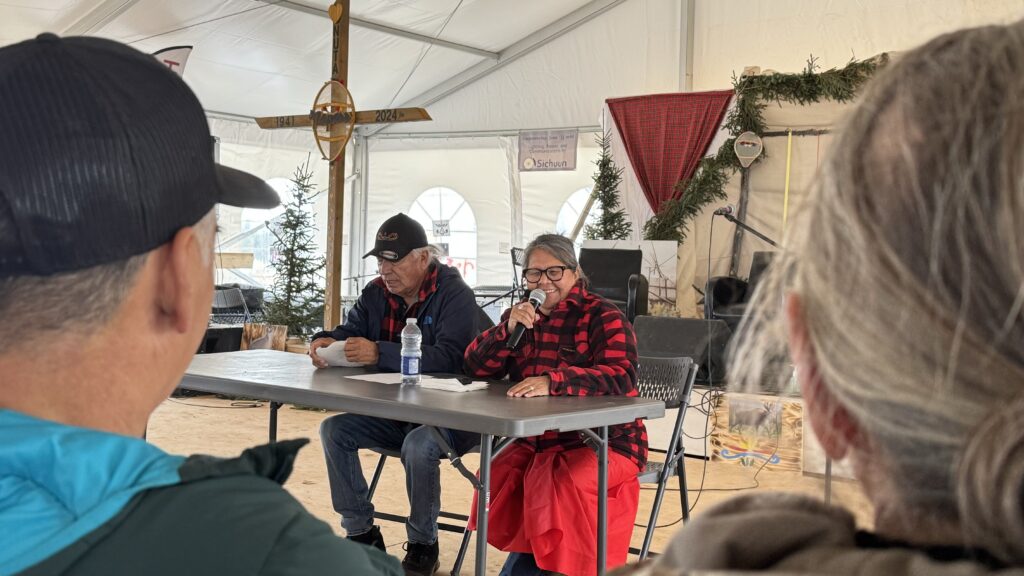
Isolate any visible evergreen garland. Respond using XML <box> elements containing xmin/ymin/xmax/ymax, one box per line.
<box><xmin>264</xmin><ymin>158</ymin><xmax>327</xmax><ymax>339</ymax></box>
<box><xmin>643</xmin><ymin>54</ymin><xmax>887</xmax><ymax>242</ymax></box>
<box><xmin>584</xmin><ymin>132</ymin><xmax>633</xmax><ymax>240</ymax></box>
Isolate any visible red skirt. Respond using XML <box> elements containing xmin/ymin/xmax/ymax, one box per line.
<box><xmin>468</xmin><ymin>443</ymin><xmax>641</xmax><ymax>576</ymax></box>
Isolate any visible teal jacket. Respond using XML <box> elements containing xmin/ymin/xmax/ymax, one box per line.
<box><xmin>0</xmin><ymin>410</ymin><xmax>402</xmax><ymax>576</ymax></box>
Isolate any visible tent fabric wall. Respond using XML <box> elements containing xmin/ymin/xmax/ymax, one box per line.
<box><xmin>209</xmin><ymin>116</ymin><xmax>349</xmax><ymax>292</ymax></box>
<box><xmin>692</xmin><ymin>0</ymin><xmax>1024</xmax><ymax>92</ymax></box>
<box><xmin>363</xmin><ymin>136</ymin><xmax>602</xmax><ymax>289</ymax></box>
<box><xmin>685</xmin><ymin>99</ymin><xmax>851</xmax><ymax>303</ymax></box>
<box><xmin>201</xmin><ymin>0</ymin><xmax>1024</xmax><ymax>307</ymax></box>
<box><xmin>201</xmin><ymin>0</ymin><xmax>674</xmax><ymax>301</ymax></box>
<box><xmin>364</xmin><ymin>137</ymin><xmax>513</xmax><ymax>288</ymax></box>
<box><xmin>520</xmin><ymin>136</ymin><xmax>602</xmax><ymax>242</ymax></box>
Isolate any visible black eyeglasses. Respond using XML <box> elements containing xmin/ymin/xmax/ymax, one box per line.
<box><xmin>522</xmin><ymin>265</ymin><xmax>574</xmax><ymax>282</ymax></box>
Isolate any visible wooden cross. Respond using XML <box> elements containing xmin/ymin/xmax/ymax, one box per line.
<box><xmin>256</xmin><ymin>0</ymin><xmax>431</xmax><ymax>330</ymax></box>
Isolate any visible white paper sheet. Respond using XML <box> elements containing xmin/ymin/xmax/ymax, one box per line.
<box><xmin>316</xmin><ymin>340</ymin><xmax>368</xmax><ymax>368</ymax></box>
<box><xmin>345</xmin><ymin>374</ymin><xmax>489</xmax><ymax>390</ymax></box>
<box><xmin>347</xmin><ymin>372</ymin><xmax>406</xmax><ymax>384</ymax></box>
<box><xmin>418</xmin><ymin>378</ymin><xmax>489</xmax><ymax>392</ymax></box>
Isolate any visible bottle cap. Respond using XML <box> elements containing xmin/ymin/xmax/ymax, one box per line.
<box><xmin>406</xmin><ymin>318</ymin><xmax>417</xmax><ymax>324</ymax></box>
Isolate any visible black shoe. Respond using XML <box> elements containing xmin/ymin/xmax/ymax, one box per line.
<box><xmin>348</xmin><ymin>525</ymin><xmax>386</xmax><ymax>552</ymax></box>
<box><xmin>401</xmin><ymin>540</ymin><xmax>439</xmax><ymax>576</ymax></box>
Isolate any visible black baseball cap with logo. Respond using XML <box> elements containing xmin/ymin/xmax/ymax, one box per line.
<box><xmin>363</xmin><ymin>213</ymin><xmax>428</xmax><ymax>262</ymax></box>
<box><xmin>0</xmin><ymin>33</ymin><xmax>279</xmax><ymax>278</ymax></box>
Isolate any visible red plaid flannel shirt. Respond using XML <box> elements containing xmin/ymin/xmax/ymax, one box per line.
<box><xmin>376</xmin><ymin>263</ymin><xmax>440</xmax><ymax>343</ymax></box>
<box><xmin>464</xmin><ymin>282</ymin><xmax>647</xmax><ymax>470</ymax></box>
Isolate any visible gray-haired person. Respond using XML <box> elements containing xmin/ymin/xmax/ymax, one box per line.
<box><xmin>620</xmin><ymin>19</ymin><xmax>1024</xmax><ymax>576</ymax></box>
<box><xmin>309</xmin><ymin>213</ymin><xmax>480</xmax><ymax>576</ymax></box>
<box><xmin>0</xmin><ymin>34</ymin><xmax>400</xmax><ymax>576</ymax></box>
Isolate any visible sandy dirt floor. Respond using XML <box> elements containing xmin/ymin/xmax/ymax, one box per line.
<box><xmin>148</xmin><ymin>396</ymin><xmax>874</xmax><ymax>575</ymax></box>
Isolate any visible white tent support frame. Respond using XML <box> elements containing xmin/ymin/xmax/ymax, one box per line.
<box><xmin>64</xmin><ymin>0</ymin><xmax>143</xmax><ymax>35</ymax></box>
<box><xmin>348</xmin><ymin>134</ymin><xmax>371</xmax><ymax>295</ymax></box>
<box><xmin>256</xmin><ymin>0</ymin><xmax>499</xmax><ymax>60</ymax></box>
<box><xmin>361</xmin><ymin>0</ymin><xmax>629</xmax><ymax>138</ymax></box>
<box><xmin>679</xmin><ymin>0</ymin><xmax>695</xmax><ymax>91</ymax></box>
<box><xmin>371</xmin><ymin>125</ymin><xmax>601</xmax><ymax>140</ymax></box>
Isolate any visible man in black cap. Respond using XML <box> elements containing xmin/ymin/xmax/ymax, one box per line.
<box><xmin>0</xmin><ymin>34</ymin><xmax>400</xmax><ymax>575</ymax></box>
<box><xmin>310</xmin><ymin>213</ymin><xmax>479</xmax><ymax>575</ymax></box>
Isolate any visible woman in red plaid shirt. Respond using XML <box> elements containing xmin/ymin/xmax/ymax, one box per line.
<box><xmin>464</xmin><ymin>234</ymin><xmax>646</xmax><ymax>576</ymax></box>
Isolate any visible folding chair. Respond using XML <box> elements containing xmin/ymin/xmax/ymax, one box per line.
<box><xmin>210</xmin><ymin>287</ymin><xmax>252</xmax><ymax>325</ymax></box>
<box><xmin>450</xmin><ymin>358</ymin><xmax>694</xmax><ymax>568</ymax></box>
<box><xmin>478</xmin><ymin>248</ymin><xmax>526</xmax><ymax>311</ymax></box>
<box><xmin>365</xmin><ymin>429</ymin><xmax>488</xmax><ymax>576</ymax></box>
<box><xmin>510</xmin><ymin>247</ymin><xmax>526</xmax><ymax>305</ymax></box>
<box><xmin>633</xmin><ymin>355</ymin><xmax>698</xmax><ymax>560</ymax></box>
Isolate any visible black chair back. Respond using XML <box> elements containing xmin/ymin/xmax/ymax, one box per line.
<box><xmin>211</xmin><ymin>287</ymin><xmax>252</xmax><ymax>324</ymax></box>
<box><xmin>635</xmin><ymin>356</ymin><xmax>695</xmax><ymax>410</ymax></box>
<box><xmin>632</xmin><ymin>354</ymin><xmax>699</xmax><ymax>559</ymax></box>
<box><xmin>579</xmin><ymin>248</ymin><xmax>642</xmax><ymax>303</ymax></box>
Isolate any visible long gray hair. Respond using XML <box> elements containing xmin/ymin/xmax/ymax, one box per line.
<box><xmin>523</xmin><ymin>234</ymin><xmax>588</xmax><ymax>283</ymax></box>
<box><xmin>731</xmin><ymin>21</ymin><xmax>1024</xmax><ymax>562</ymax></box>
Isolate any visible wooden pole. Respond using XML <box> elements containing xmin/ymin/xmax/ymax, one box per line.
<box><xmin>729</xmin><ymin>167</ymin><xmax>750</xmax><ymax>277</ymax></box>
<box><xmin>324</xmin><ymin>0</ymin><xmax>350</xmax><ymax>330</ymax></box>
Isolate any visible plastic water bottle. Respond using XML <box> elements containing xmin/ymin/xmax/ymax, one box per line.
<box><xmin>401</xmin><ymin>317</ymin><xmax>422</xmax><ymax>385</ymax></box>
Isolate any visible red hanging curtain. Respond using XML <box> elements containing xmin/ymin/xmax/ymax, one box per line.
<box><xmin>607</xmin><ymin>90</ymin><xmax>733</xmax><ymax>213</ymax></box>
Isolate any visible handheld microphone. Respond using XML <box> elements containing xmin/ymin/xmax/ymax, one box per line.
<box><xmin>713</xmin><ymin>204</ymin><xmax>734</xmax><ymax>216</ymax></box>
<box><xmin>506</xmin><ymin>289</ymin><xmax>546</xmax><ymax>349</ymax></box>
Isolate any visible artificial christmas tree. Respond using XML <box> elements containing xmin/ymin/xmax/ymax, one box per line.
<box><xmin>264</xmin><ymin>158</ymin><xmax>326</xmax><ymax>340</ymax></box>
<box><xmin>584</xmin><ymin>132</ymin><xmax>632</xmax><ymax>241</ymax></box>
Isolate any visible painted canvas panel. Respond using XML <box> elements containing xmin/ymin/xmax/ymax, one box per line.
<box><xmin>711</xmin><ymin>393</ymin><xmax>803</xmax><ymax>472</ymax></box>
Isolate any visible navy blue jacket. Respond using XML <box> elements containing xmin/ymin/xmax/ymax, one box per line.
<box><xmin>311</xmin><ymin>263</ymin><xmax>477</xmax><ymax>374</ymax></box>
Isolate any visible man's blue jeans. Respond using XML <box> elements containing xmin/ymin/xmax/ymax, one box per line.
<box><xmin>320</xmin><ymin>413</ymin><xmax>479</xmax><ymax>545</ymax></box>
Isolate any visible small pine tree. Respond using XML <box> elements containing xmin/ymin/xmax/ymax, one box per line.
<box><xmin>584</xmin><ymin>132</ymin><xmax>632</xmax><ymax>241</ymax></box>
<box><xmin>264</xmin><ymin>157</ymin><xmax>326</xmax><ymax>340</ymax></box>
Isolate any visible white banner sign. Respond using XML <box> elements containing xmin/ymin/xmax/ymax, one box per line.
<box><xmin>518</xmin><ymin>129</ymin><xmax>578</xmax><ymax>172</ymax></box>
<box><xmin>153</xmin><ymin>46</ymin><xmax>193</xmax><ymax>78</ymax></box>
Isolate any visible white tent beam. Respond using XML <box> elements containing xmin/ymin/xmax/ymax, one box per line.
<box><xmin>680</xmin><ymin>0</ymin><xmax>695</xmax><ymax>91</ymax></box>
<box><xmin>373</xmin><ymin>124</ymin><xmax>601</xmax><ymax>140</ymax></box>
<box><xmin>206</xmin><ymin>109</ymin><xmax>257</xmax><ymax>123</ymax></box>
<box><xmin>350</xmin><ymin>17</ymin><xmax>497</xmax><ymax>60</ymax></box>
<box><xmin>255</xmin><ymin>0</ymin><xmax>498</xmax><ymax>60</ymax></box>
<box><xmin>362</xmin><ymin>0</ymin><xmax>629</xmax><ymax>138</ymax></box>
<box><xmin>63</xmin><ymin>0</ymin><xmax>142</xmax><ymax>35</ymax></box>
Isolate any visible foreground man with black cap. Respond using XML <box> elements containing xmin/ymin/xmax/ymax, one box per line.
<box><xmin>0</xmin><ymin>34</ymin><xmax>400</xmax><ymax>575</ymax></box>
<box><xmin>310</xmin><ymin>213</ymin><xmax>479</xmax><ymax>575</ymax></box>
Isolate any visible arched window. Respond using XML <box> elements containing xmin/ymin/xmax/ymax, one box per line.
<box><xmin>556</xmin><ymin>187</ymin><xmax>599</xmax><ymax>248</ymax></box>
<box><xmin>408</xmin><ymin>187</ymin><xmax>478</xmax><ymax>285</ymax></box>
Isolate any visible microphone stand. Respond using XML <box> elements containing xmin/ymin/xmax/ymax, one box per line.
<box><xmin>721</xmin><ymin>213</ymin><xmax>778</xmax><ymax>247</ymax></box>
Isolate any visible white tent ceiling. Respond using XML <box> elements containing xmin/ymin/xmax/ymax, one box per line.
<box><xmin>7</xmin><ymin>0</ymin><xmax>1024</xmax><ymax>301</ymax></box>
<box><xmin>1</xmin><ymin>0</ymin><xmax>604</xmax><ymax>120</ymax></box>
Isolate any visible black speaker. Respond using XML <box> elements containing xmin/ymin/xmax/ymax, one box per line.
<box><xmin>197</xmin><ymin>326</ymin><xmax>243</xmax><ymax>354</ymax></box>
<box><xmin>633</xmin><ymin>316</ymin><xmax>732</xmax><ymax>385</ymax></box>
